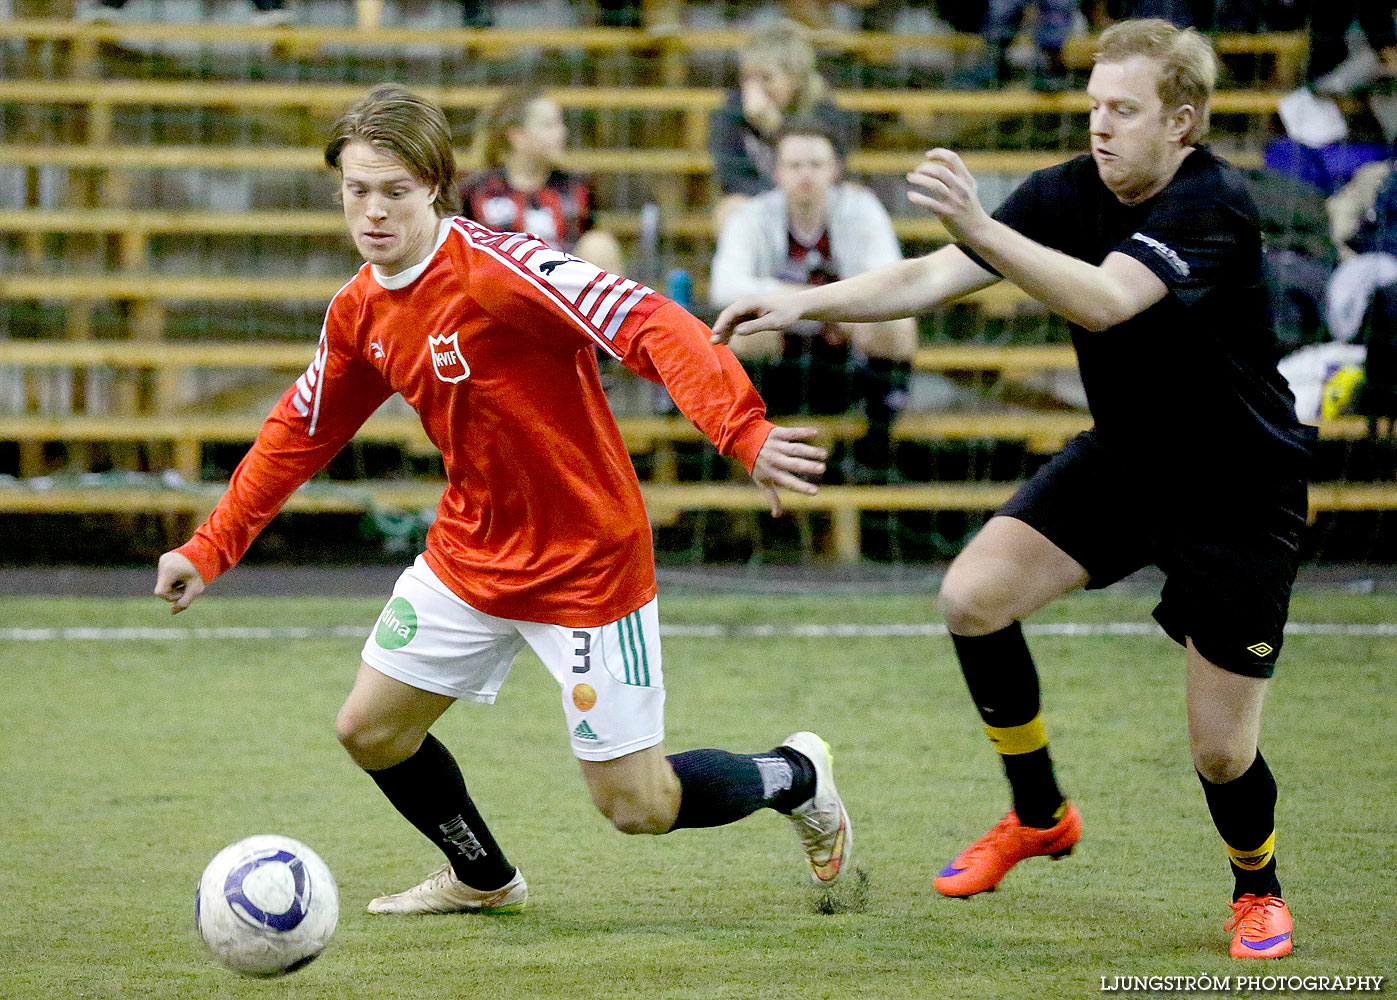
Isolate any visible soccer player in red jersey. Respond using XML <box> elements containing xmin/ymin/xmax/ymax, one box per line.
<box><xmin>154</xmin><ymin>85</ymin><xmax>851</xmax><ymax>914</ymax></box>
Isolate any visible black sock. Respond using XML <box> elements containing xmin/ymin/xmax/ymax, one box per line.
<box><xmin>666</xmin><ymin>746</ymin><xmax>816</xmax><ymax>829</ymax></box>
<box><xmin>367</xmin><ymin>734</ymin><xmax>515</xmax><ymax>891</ymax></box>
<box><xmin>951</xmin><ymin>622</ymin><xmax>1066</xmax><ymax>828</ymax></box>
<box><xmin>1199</xmin><ymin>752</ymin><xmax>1283</xmax><ymax>901</ymax></box>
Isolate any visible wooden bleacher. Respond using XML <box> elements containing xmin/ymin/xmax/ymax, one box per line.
<box><xmin>0</xmin><ymin>477</ymin><xmax>1388</xmax><ymax>565</ymax></box>
<box><xmin>0</xmin><ymin>20</ymin><xmax>1309</xmax><ymax>87</ymax></box>
<box><xmin>0</xmin><ymin>338</ymin><xmax>1378</xmax><ymax>467</ymax></box>
<box><xmin>9</xmin><ymin>18</ymin><xmax>1388</xmax><ymax>564</ymax></box>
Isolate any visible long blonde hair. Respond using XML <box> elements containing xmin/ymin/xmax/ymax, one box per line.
<box><xmin>739</xmin><ymin>19</ymin><xmax>826</xmax><ymax>116</ymax></box>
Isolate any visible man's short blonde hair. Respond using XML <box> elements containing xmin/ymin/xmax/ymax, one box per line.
<box><xmin>1095</xmin><ymin>18</ymin><xmax>1218</xmax><ymax>146</ymax></box>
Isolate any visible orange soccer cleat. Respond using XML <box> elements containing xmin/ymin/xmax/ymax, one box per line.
<box><xmin>934</xmin><ymin>803</ymin><xmax>1082</xmax><ymax>898</ymax></box>
<box><xmin>1226</xmin><ymin>894</ymin><xmax>1293</xmax><ymax>959</ymax></box>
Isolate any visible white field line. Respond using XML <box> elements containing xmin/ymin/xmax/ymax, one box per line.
<box><xmin>0</xmin><ymin>623</ymin><xmax>1394</xmax><ymax>642</ymax></box>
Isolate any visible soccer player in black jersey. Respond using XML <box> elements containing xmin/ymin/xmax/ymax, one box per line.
<box><xmin>713</xmin><ymin>19</ymin><xmax>1309</xmax><ymax>959</ymax></box>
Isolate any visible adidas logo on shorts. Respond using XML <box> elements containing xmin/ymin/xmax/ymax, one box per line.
<box><xmin>573</xmin><ymin>720</ymin><xmax>599</xmax><ymax>741</ymax></box>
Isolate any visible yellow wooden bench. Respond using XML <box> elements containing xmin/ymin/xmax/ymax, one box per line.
<box><xmin>0</xmin><ymin>479</ymin><xmax>1384</xmax><ymax>564</ymax></box>
<box><xmin>0</xmin><ymin>19</ymin><xmax>1307</xmax><ymax>87</ymax></box>
<box><xmin>0</xmin><ymin>271</ymin><xmax>1039</xmax><ymax>346</ymax></box>
<box><xmin>0</xmin><ymin>208</ymin><xmax>963</xmax><ymax>272</ymax></box>
<box><xmin>0</xmin><ymin>409</ymin><xmax>1373</xmax><ymax>447</ymax></box>
<box><xmin>0</xmin><ymin>339</ymin><xmax>1078</xmax><ymax>372</ymax></box>
<box><xmin>0</xmin><ymin>408</ymin><xmax>1374</xmax><ymax>462</ymax></box>
<box><xmin>0</xmin><ymin>340</ymin><xmax>1080</xmax><ymax>469</ymax></box>
<box><xmin>0</xmin><ymin>79</ymin><xmax>1289</xmax><ymax>116</ymax></box>
<box><xmin>0</xmin><ymin>142</ymin><xmax>1266</xmax><ymax>177</ymax></box>
<box><xmin>0</xmin><ymin>480</ymin><xmax>1010</xmax><ymax>563</ymax></box>
<box><xmin>0</xmin><ymin>78</ymin><xmax>1286</xmax><ymax>157</ymax></box>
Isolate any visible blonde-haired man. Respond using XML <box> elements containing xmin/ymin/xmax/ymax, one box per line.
<box><xmin>156</xmin><ymin>84</ymin><xmax>852</xmax><ymax>916</ymax></box>
<box><xmin>716</xmin><ymin>20</ymin><xmax>1309</xmax><ymax>959</ymax></box>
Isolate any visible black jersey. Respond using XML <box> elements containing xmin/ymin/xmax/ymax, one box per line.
<box><xmin>961</xmin><ymin>148</ymin><xmax>1313</xmax><ymax>494</ymax></box>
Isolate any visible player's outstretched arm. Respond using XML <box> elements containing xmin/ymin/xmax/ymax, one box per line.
<box><xmin>153</xmin><ymin>550</ymin><xmax>206</xmax><ymax>614</ymax></box>
<box><xmin>908</xmin><ymin>148</ymin><xmax>1168</xmax><ymax>331</ymax></box>
<box><xmin>711</xmin><ymin>245</ymin><xmax>997</xmax><ymax>345</ymax></box>
<box><xmin>751</xmin><ymin>425</ymin><xmax>827</xmax><ymax>517</ymax></box>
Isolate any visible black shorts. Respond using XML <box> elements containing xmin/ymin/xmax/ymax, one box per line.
<box><xmin>998</xmin><ymin>430</ymin><xmax>1306</xmax><ymax>678</ymax></box>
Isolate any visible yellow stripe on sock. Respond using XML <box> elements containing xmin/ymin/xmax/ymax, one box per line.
<box><xmin>984</xmin><ymin>715</ymin><xmax>1049</xmax><ymax>756</ymax></box>
<box><xmin>1227</xmin><ymin>830</ymin><xmax>1276</xmax><ymax>871</ymax></box>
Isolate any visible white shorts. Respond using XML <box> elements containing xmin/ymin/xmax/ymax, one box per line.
<box><xmin>360</xmin><ymin>555</ymin><xmax>665</xmax><ymax>762</ymax></box>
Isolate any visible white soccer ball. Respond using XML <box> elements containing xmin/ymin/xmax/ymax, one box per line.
<box><xmin>195</xmin><ymin>834</ymin><xmax>339</xmax><ymax>977</ymax></box>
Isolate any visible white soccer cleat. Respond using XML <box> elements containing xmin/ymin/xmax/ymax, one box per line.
<box><xmin>366</xmin><ymin>864</ymin><xmax>527</xmax><ymax>915</ymax></box>
<box><xmin>782</xmin><ymin>731</ymin><xmax>852</xmax><ymax>884</ymax></box>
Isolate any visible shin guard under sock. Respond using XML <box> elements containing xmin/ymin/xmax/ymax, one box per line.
<box><xmin>1199</xmin><ymin>751</ymin><xmax>1282</xmax><ymax>900</ymax></box>
<box><xmin>367</xmin><ymin>734</ymin><xmax>515</xmax><ymax>890</ymax></box>
<box><xmin>951</xmin><ymin>622</ymin><xmax>1066</xmax><ymax>828</ymax></box>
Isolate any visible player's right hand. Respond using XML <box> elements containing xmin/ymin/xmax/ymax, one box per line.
<box><xmin>154</xmin><ymin>550</ymin><xmax>206</xmax><ymax>614</ymax></box>
<box><xmin>751</xmin><ymin>425</ymin><xmax>827</xmax><ymax>517</ymax></box>
<box><xmin>711</xmin><ymin>294</ymin><xmax>806</xmax><ymax>345</ymax></box>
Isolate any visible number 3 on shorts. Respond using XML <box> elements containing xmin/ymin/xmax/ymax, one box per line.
<box><xmin>572</xmin><ymin>630</ymin><xmax>591</xmax><ymax>673</ymax></box>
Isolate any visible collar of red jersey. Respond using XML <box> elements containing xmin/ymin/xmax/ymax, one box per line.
<box><xmin>371</xmin><ymin>218</ymin><xmax>453</xmax><ymax>290</ymax></box>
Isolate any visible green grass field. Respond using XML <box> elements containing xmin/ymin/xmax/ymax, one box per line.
<box><xmin>2</xmin><ymin>590</ymin><xmax>1393</xmax><ymax>1000</ymax></box>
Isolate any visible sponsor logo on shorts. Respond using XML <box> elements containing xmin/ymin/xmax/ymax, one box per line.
<box><xmin>375</xmin><ymin>597</ymin><xmax>418</xmax><ymax>649</ymax></box>
<box><xmin>572</xmin><ymin>683</ymin><xmax>597</xmax><ymax>712</ymax></box>
<box><xmin>573</xmin><ymin>720</ymin><xmax>599</xmax><ymax>741</ymax></box>
<box><xmin>1246</xmin><ymin>642</ymin><xmax>1274</xmax><ymax>658</ymax></box>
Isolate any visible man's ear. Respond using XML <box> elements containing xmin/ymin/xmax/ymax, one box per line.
<box><xmin>1170</xmin><ymin>104</ymin><xmax>1197</xmax><ymax>145</ymax></box>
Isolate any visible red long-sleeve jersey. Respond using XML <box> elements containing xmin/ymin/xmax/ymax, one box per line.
<box><xmin>178</xmin><ymin>217</ymin><xmax>774</xmax><ymax>626</ymax></box>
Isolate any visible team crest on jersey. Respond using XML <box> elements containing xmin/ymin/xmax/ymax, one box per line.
<box><xmin>428</xmin><ymin>331</ymin><xmax>470</xmax><ymax>384</ymax></box>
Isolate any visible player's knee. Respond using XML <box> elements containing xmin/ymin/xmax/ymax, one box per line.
<box><xmin>335</xmin><ymin>709</ymin><xmax>415</xmax><ymax>771</ymax></box>
<box><xmin>938</xmin><ymin>578</ymin><xmax>1010</xmax><ymax>636</ymax></box>
<box><xmin>1192</xmin><ymin>745</ymin><xmax>1253</xmax><ymax>784</ymax></box>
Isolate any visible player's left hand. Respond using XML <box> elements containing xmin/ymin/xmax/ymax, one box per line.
<box><xmin>752</xmin><ymin>425</ymin><xmax>827</xmax><ymax>517</ymax></box>
<box><xmin>906</xmin><ymin>149</ymin><xmax>989</xmax><ymax>242</ymax></box>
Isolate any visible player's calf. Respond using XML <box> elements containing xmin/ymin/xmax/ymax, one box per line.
<box><xmin>581</xmin><ymin>745</ymin><xmax>683</xmax><ymax>834</ymax></box>
<box><xmin>592</xmin><ymin>786</ymin><xmax>681</xmax><ymax>835</ymax></box>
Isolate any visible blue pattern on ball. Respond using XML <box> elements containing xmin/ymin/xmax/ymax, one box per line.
<box><xmin>223</xmin><ymin>849</ymin><xmax>312</xmax><ymax>933</ymax></box>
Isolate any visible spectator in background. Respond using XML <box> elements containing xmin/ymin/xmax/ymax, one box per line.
<box><xmin>710</xmin><ymin>119</ymin><xmax>917</xmax><ymax>481</ymax></box>
<box><xmin>953</xmin><ymin>0</ymin><xmax>1081</xmax><ymax>91</ymax></box>
<box><xmin>1244</xmin><ymin>166</ymin><xmax>1338</xmax><ymax>356</ymax></box>
<box><xmin>459</xmin><ymin>0</ymin><xmax>492</xmax><ymax>27</ymax></box>
<box><xmin>460</xmin><ymin>86</ymin><xmax>624</xmax><ymax>276</ymax></box>
<box><xmin>708</xmin><ymin>19</ymin><xmax>855</xmax><ymax>233</ymax></box>
<box><xmin>1321</xmin><ymin>148</ymin><xmax>1397</xmax><ymax>421</ymax></box>
<box><xmin>1306</xmin><ymin>2</ymin><xmax>1397</xmax><ymax>96</ymax></box>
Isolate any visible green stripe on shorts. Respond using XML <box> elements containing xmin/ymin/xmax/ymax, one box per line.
<box><xmin>627</xmin><ymin>612</ymin><xmax>644</xmax><ymax>685</ymax></box>
<box><xmin>633</xmin><ymin>611</ymin><xmax>650</xmax><ymax>685</ymax></box>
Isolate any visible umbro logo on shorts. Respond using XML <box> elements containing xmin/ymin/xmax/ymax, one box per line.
<box><xmin>1246</xmin><ymin>642</ymin><xmax>1274</xmax><ymax>657</ymax></box>
<box><xmin>573</xmin><ymin>720</ymin><xmax>599</xmax><ymax>741</ymax></box>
